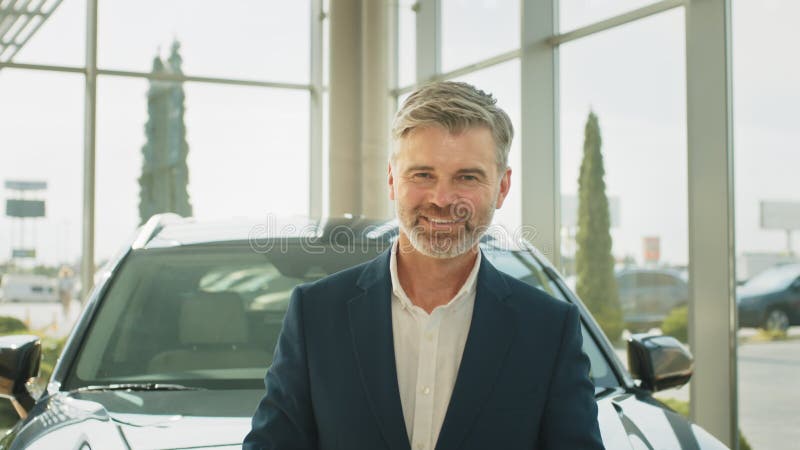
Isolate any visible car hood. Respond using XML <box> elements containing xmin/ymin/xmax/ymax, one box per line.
<box><xmin>595</xmin><ymin>389</ymin><xmax>728</xmax><ymax>449</ymax></box>
<box><xmin>6</xmin><ymin>388</ymin><xmax>728</xmax><ymax>450</ymax></box>
<box><xmin>5</xmin><ymin>389</ymin><xmax>261</xmax><ymax>450</ymax></box>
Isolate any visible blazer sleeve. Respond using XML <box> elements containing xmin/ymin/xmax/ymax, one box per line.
<box><xmin>243</xmin><ymin>287</ymin><xmax>319</xmax><ymax>450</ymax></box>
<box><xmin>538</xmin><ymin>304</ymin><xmax>605</xmax><ymax>450</ymax></box>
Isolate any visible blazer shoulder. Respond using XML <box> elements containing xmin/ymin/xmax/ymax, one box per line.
<box><xmin>499</xmin><ymin>270</ymin><xmax>574</xmax><ymax>318</ymax></box>
<box><xmin>295</xmin><ymin>257</ymin><xmax>375</xmax><ymax>305</ymax></box>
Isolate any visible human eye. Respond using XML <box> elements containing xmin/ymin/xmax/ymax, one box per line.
<box><xmin>412</xmin><ymin>172</ymin><xmax>433</xmax><ymax>180</ymax></box>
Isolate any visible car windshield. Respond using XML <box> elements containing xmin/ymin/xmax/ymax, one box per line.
<box><xmin>64</xmin><ymin>242</ymin><xmax>616</xmax><ymax>390</ymax></box>
<box><xmin>742</xmin><ymin>264</ymin><xmax>800</xmax><ymax>294</ymax></box>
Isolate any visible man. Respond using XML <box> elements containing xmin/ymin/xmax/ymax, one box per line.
<box><xmin>245</xmin><ymin>82</ymin><xmax>604</xmax><ymax>450</ymax></box>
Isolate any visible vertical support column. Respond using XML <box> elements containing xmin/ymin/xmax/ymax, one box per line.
<box><xmin>81</xmin><ymin>0</ymin><xmax>98</xmax><ymax>301</ymax></box>
<box><xmin>685</xmin><ymin>0</ymin><xmax>737</xmax><ymax>447</ymax></box>
<box><xmin>520</xmin><ymin>0</ymin><xmax>560</xmax><ymax>267</ymax></box>
<box><xmin>360</xmin><ymin>0</ymin><xmax>392</xmax><ymax>219</ymax></box>
<box><xmin>329</xmin><ymin>0</ymin><xmax>362</xmax><ymax>217</ymax></box>
<box><xmin>415</xmin><ymin>0</ymin><xmax>439</xmax><ymax>82</ymax></box>
<box><xmin>309</xmin><ymin>0</ymin><xmax>324</xmax><ymax>218</ymax></box>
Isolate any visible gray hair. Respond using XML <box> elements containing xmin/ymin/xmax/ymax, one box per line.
<box><xmin>391</xmin><ymin>81</ymin><xmax>514</xmax><ymax>171</ymax></box>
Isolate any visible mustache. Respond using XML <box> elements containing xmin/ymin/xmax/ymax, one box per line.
<box><xmin>415</xmin><ymin>201</ymin><xmax>475</xmax><ymax>220</ymax></box>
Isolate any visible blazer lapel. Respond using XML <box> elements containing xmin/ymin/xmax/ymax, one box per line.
<box><xmin>348</xmin><ymin>249</ymin><xmax>410</xmax><ymax>450</ymax></box>
<box><xmin>435</xmin><ymin>256</ymin><xmax>515</xmax><ymax>450</ymax></box>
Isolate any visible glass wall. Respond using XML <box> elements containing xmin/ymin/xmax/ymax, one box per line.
<box><xmin>98</xmin><ymin>0</ymin><xmax>310</xmax><ymax>82</ymax></box>
<box><xmin>440</xmin><ymin>0</ymin><xmax>518</xmax><ymax>71</ymax></box>
<box><xmin>396</xmin><ymin>0</ymin><xmax>416</xmax><ymax>87</ymax></box>
<box><xmin>1</xmin><ymin>0</ymin><xmax>317</xmax><ymax>269</ymax></box>
<box><xmin>0</xmin><ymin>0</ymin><xmax>317</xmax><ymax>429</ymax></box>
<box><xmin>95</xmin><ymin>77</ymin><xmax>310</xmax><ymax>262</ymax></box>
<box><xmin>733</xmin><ymin>1</ymin><xmax>800</xmax><ymax>449</ymax></box>
<box><xmin>559</xmin><ymin>0</ymin><xmax>664</xmax><ymax>32</ymax></box>
<box><xmin>0</xmin><ymin>70</ymin><xmax>83</xmax><ymax>267</ymax></box>
<box><xmin>559</xmin><ymin>6</ymin><xmax>688</xmax><ymax>404</ymax></box>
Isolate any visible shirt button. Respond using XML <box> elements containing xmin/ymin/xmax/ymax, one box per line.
<box><xmin>415</xmin><ymin>444</ymin><xmax>425</xmax><ymax>450</ymax></box>
<box><xmin>423</xmin><ymin>386</ymin><xmax>431</xmax><ymax>395</ymax></box>
<box><xmin>425</xmin><ymin>332</ymin><xmax>433</xmax><ymax>341</ymax></box>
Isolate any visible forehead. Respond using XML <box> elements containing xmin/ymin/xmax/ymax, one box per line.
<box><xmin>396</xmin><ymin>125</ymin><xmax>495</xmax><ymax>167</ymax></box>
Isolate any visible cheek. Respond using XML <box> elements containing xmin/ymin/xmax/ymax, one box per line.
<box><xmin>397</xmin><ymin>183</ymin><xmax>426</xmax><ymax>204</ymax></box>
<box><xmin>460</xmin><ymin>189</ymin><xmax>493</xmax><ymax>210</ymax></box>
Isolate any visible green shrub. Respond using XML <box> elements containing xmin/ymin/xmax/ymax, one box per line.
<box><xmin>0</xmin><ymin>316</ymin><xmax>27</xmax><ymax>335</ymax></box>
<box><xmin>659</xmin><ymin>398</ymin><xmax>752</xmax><ymax>450</ymax></box>
<box><xmin>661</xmin><ymin>305</ymin><xmax>689</xmax><ymax>343</ymax></box>
<box><xmin>756</xmin><ymin>328</ymin><xmax>787</xmax><ymax>341</ymax></box>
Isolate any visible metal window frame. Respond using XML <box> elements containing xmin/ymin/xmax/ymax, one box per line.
<box><xmin>0</xmin><ymin>1</ymin><xmax>320</xmax><ymax>299</ymax></box>
<box><xmin>310</xmin><ymin>0</ymin><xmax>324</xmax><ymax>218</ymax></box>
<box><xmin>391</xmin><ymin>0</ymin><xmax>737</xmax><ymax>446</ymax></box>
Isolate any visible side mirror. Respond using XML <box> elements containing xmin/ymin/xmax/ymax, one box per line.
<box><xmin>627</xmin><ymin>333</ymin><xmax>693</xmax><ymax>392</ymax></box>
<box><xmin>0</xmin><ymin>335</ymin><xmax>42</xmax><ymax>419</ymax></box>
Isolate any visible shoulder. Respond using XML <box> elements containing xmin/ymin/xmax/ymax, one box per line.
<box><xmin>293</xmin><ymin>255</ymin><xmax>378</xmax><ymax>305</ymax></box>
<box><xmin>496</xmin><ymin>270</ymin><xmax>575</xmax><ymax>320</ymax></box>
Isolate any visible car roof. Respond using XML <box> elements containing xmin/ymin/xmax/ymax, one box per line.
<box><xmin>141</xmin><ymin>215</ymin><xmax>394</xmax><ymax>249</ymax></box>
<box><xmin>134</xmin><ymin>213</ymin><xmax>533</xmax><ymax>254</ymax></box>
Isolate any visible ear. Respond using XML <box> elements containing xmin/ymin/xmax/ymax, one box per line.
<box><xmin>388</xmin><ymin>163</ymin><xmax>396</xmax><ymax>201</ymax></box>
<box><xmin>495</xmin><ymin>167</ymin><xmax>512</xmax><ymax>209</ymax></box>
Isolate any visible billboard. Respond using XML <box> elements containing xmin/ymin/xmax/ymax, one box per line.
<box><xmin>4</xmin><ymin>180</ymin><xmax>47</xmax><ymax>191</ymax></box>
<box><xmin>643</xmin><ymin>236</ymin><xmax>661</xmax><ymax>263</ymax></box>
<box><xmin>760</xmin><ymin>201</ymin><xmax>800</xmax><ymax>230</ymax></box>
<box><xmin>6</xmin><ymin>199</ymin><xmax>46</xmax><ymax>218</ymax></box>
<box><xmin>11</xmin><ymin>249</ymin><xmax>36</xmax><ymax>258</ymax></box>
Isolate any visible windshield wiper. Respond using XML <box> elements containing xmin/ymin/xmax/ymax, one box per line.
<box><xmin>70</xmin><ymin>383</ymin><xmax>204</xmax><ymax>393</ymax></box>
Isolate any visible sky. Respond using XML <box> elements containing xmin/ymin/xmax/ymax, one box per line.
<box><xmin>2</xmin><ymin>0</ymin><xmax>800</xmax><ymax>275</ymax></box>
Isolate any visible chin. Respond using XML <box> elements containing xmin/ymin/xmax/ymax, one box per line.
<box><xmin>408</xmin><ymin>233</ymin><xmax>477</xmax><ymax>259</ymax></box>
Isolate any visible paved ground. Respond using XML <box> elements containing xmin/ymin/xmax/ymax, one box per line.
<box><xmin>736</xmin><ymin>335</ymin><xmax>800</xmax><ymax>450</ymax></box>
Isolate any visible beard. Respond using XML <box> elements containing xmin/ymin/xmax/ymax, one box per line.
<box><xmin>396</xmin><ymin>197</ymin><xmax>496</xmax><ymax>259</ymax></box>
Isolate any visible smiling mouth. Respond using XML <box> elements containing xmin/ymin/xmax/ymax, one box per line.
<box><xmin>420</xmin><ymin>215</ymin><xmax>466</xmax><ymax>225</ymax></box>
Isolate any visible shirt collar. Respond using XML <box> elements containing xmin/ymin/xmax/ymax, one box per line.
<box><xmin>389</xmin><ymin>240</ymin><xmax>482</xmax><ymax>312</ymax></box>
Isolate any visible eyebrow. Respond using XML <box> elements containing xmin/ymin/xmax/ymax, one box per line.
<box><xmin>456</xmin><ymin>168</ymin><xmax>488</xmax><ymax>179</ymax></box>
<box><xmin>404</xmin><ymin>166</ymin><xmax>488</xmax><ymax>179</ymax></box>
<box><xmin>405</xmin><ymin>165</ymin><xmax>435</xmax><ymax>173</ymax></box>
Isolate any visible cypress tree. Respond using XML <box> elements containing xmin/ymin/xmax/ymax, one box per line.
<box><xmin>138</xmin><ymin>40</ymin><xmax>193</xmax><ymax>224</ymax></box>
<box><xmin>575</xmin><ymin>111</ymin><xmax>623</xmax><ymax>343</ymax></box>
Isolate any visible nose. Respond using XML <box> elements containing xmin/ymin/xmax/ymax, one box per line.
<box><xmin>430</xmin><ymin>179</ymin><xmax>458</xmax><ymax>209</ymax></box>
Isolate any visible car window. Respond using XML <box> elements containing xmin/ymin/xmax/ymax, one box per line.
<box><xmin>66</xmin><ymin>243</ymin><xmax>618</xmax><ymax>391</ymax></box>
<box><xmin>67</xmin><ymin>244</ymin><xmax>385</xmax><ymax>390</ymax></box>
<box><xmin>483</xmin><ymin>250</ymin><xmax>618</xmax><ymax>388</ymax></box>
<box><xmin>743</xmin><ymin>264</ymin><xmax>800</xmax><ymax>292</ymax></box>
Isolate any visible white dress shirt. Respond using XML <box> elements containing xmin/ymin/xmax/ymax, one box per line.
<box><xmin>389</xmin><ymin>241</ymin><xmax>481</xmax><ymax>450</ymax></box>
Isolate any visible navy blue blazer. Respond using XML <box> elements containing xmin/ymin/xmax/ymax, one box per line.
<box><xmin>244</xmin><ymin>249</ymin><xmax>604</xmax><ymax>450</ymax></box>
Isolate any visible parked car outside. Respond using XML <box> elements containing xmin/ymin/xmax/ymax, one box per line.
<box><xmin>0</xmin><ymin>274</ymin><xmax>58</xmax><ymax>303</ymax></box>
<box><xmin>615</xmin><ymin>268</ymin><xmax>689</xmax><ymax>331</ymax></box>
<box><xmin>737</xmin><ymin>263</ymin><xmax>800</xmax><ymax>332</ymax></box>
<box><xmin>0</xmin><ymin>214</ymin><xmax>727</xmax><ymax>449</ymax></box>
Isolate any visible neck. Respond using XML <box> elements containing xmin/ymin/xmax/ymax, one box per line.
<box><xmin>395</xmin><ymin>233</ymin><xmax>479</xmax><ymax>313</ymax></box>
